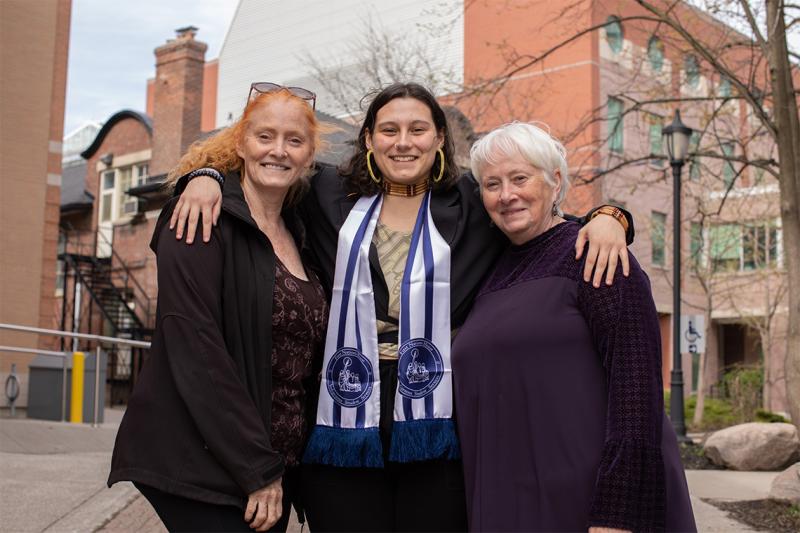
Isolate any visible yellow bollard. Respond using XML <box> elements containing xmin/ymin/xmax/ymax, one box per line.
<box><xmin>70</xmin><ymin>352</ymin><xmax>85</xmax><ymax>423</ymax></box>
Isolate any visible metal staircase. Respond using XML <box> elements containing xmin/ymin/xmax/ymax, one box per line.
<box><xmin>58</xmin><ymin>229</ymin><xmax>155</xmax><ymax>403</ymax></box>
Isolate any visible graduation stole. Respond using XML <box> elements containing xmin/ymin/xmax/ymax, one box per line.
<box><xmin>303</xmin><ymin>191</ymin><xmax>459</xmax><ymax>467</ymax></box>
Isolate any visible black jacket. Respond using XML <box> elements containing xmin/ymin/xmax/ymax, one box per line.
<box><xmin>108</xmin><ymin>173</ymin><xmax>309</xmax><ymax>508</ymax></box>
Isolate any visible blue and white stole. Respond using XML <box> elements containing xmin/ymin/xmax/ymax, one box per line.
<box><xmin>303</xmin><ymin>191</ymin><xmax>459</xmax><ymax>467</ymax></box>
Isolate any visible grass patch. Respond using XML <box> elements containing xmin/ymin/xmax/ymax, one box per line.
<box><xmin>664</xmin><ymin>392</ymin><xmax>788</xmax><ymax>432</ymax></box>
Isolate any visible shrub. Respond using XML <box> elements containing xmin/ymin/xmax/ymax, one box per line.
<box><xmin>722</xmin><ymin>365</ymin><xmax>763</xmax><ymax>423</ymax></box>
<box><xmin>754</xmin><ymin>409</ymin><xmax>788</xmax><ymax>423</ymax></box>
<box><xmin>664</xmin><ymin>391</ymin><xmax>737</xmax><ymax>431</ymax></box>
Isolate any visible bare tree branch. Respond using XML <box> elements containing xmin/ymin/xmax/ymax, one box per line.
<box><xmin>737</xmin><ymin>0</ymin><xmax>769</xmax><ymax>55</ymax></box>
<box><xmin>634</xmin><ymin>0</ymin><xmax>778</xmax><ymax>139</ymax></box>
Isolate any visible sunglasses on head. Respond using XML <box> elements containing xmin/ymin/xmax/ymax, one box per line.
<box><xmin>248</xmin><ymin>82</ymin><xmax>316</xmax><ymax>110</ymax></box>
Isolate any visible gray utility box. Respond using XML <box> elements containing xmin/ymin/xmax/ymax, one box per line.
<box><xmin>27</xmin><ymin>351</ymin><xmax>107</xmax><ymax>422</ymax></box>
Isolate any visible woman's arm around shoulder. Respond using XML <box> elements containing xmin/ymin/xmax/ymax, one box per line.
<box><xmin>169</xmin><ymin>168</ymin><xmax>225</xmax><ymax>244</ymax></box>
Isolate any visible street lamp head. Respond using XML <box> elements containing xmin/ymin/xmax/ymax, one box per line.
<box><xmin>662</xmin><ymin>109</ymin><xmax>693</xmax><ymax>163</ymax></box>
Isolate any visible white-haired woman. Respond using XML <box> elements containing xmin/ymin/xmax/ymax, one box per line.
<box><xmin>451</xmin><ymin>122</ymin><xmax>696</xmax><ymax>533</ymax></box>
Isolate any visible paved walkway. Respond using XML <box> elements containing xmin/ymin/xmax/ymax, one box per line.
<box><xmin>0</xmin><ymin>409</ymin><xmax>300</xmax><ymax>533</ymax></box>
<box><xmin>684</xmin><ymin>470</ymin><xmax>778</xmax><ymax>533</ymax></box>
<box><xmin>0</xmin><ymin>410</ymin><xmax>779</xmax><ymax>532</ymax></box>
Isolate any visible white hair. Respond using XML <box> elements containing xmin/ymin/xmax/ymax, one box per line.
<box><xmin>470</xmin><ymin>121</ymin><xmax>570</xmax><ymax>215</ymax></box>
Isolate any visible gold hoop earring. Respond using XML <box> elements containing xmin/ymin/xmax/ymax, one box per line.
<box><xmin>366</xmin><ymin>150</ymin><xmax>381</xmax><ymax>184</ymax></box>
<box><xmin>434</xmin><ymin>149</ymin><xmax>445</xmax><ymax>183</ymax></box>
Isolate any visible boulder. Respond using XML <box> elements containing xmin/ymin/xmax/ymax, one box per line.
<box><xmin>769</xmin><ymin>462</ymin><xmax>800</xmax><ymax>503</ymax></box>
<box><xmin>703</xmin><ymin>423</ymin><xmax>800</xmax><ymax>471</ymax></box>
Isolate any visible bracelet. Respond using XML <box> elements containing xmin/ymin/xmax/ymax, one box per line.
<box><xmin>589</xmin><ymin>205</ymin><xmax>629</xmax><ymax>233</ymax></box>
<box><xmin>186</xmin><ymin>168</ymin><xmax>224</xmax><ymax>188</ymax></box>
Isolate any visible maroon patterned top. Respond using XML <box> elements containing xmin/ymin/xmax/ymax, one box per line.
<box><xmin>270</xmin><ymin>258</ymin><xmax>328</xmax><ymax>466</ymax></box>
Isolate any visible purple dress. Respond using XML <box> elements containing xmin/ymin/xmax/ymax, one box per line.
<box><xmin>452</xmin><ymin>222</ymin><xmax>696</xmax><ymax>532</ymax></box>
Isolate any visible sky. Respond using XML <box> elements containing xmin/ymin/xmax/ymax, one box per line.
<box><xmin>63</xmin><ymin>0</ymin><xmax>799</xmax><ymax>138</ymax></box>
<box><xmin>63</xmin><ymin>0</ymin><xmax>238</xmax><ymax>135</ymax></box>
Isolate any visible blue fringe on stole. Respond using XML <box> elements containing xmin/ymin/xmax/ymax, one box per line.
<box><xmin>302</xmin><ymin>425</ymin><xmax>384</xmax><ymax>468</ymax></box>
<box><xmin>388</xmin><ymin>418</ymin><xmax>461</xmax><ymax>462</ymax></box>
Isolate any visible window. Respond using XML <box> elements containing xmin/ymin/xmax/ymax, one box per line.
<box><xmin>742</xmin><ymin>223</ymin><xmax>779</xmax><ymax>270</ymax></box>
<box><xmin>116</xmin><ymin>167</ymin><xmax>133</xmax><ymax>218</ymax></box>
<box><xmin>710</xmin><ymin>221</ymin><xmax>780</xmax><ymax>272</ymax></box>
<box><xmin>651</xmin><ymin>211</ymin><xmax>667</xmax><ymax>267</ymax></box>
<box><xmin>718</xmin><ymin>76</ymin><xmax>732</xmax><ymax>98</ymax></box>
<box><xmin>99</xmin><ymin>163</ymin><xmax>149</xmax><ymax>223</ymax></box>
<box><xmin>608</xmin><ymin>97</ymin><xmax>624</xmax><ymax>154</ymax></box>
<box><xmin>122</xmin><ymin>163</ymin><xmax>148</xmax><ymax>216</ymax></box>
<box><xmin>55</xmin><ymin>232</ymin><xmax>66</xmax><ymax>294</ymax></box>
<box><xmin>684</xmin><ymin>55</ymin><xmax>700</xmax><ymax>88</ymax></box>
<box><xmin>605</xmin><ymin>16</ymin><xmax>623</xmax><ymax>54</ymax></box>
<box><xmin>689</xmin><ymin>131</ymin><xmax>701</xmax><ymax>181</ymax></box>
<box><xmin>648</xmin><ymin>114</ymin><xmax>663</xmax><ymax>165</ymax></box>
<box><xmin>99</xmin><ymin>170</ymin><xmax>115</xmax><ymax>223</ymax></box>
<box><xmin>134</xmin><ymin>163</ymin><xmax>148</xmax><ymax>186</ymax></box>
<box><xmin>753</xmin><ymin>165</ymin><xmax>766</xmax><ymax>185</ymax></box>
<box><xmin>710</xmin><ymin>224</ymin><xmax>740</xmax><ymax>272</ymax></box>
<box><xmin>647</xmin><ymin>36</ymin><xmax>664</xmax><ymax>71</ymax></box>
<box><xmin>721</xmin><ymin>142</ymin><xmax>735</xmax><ymax>186</ymax></box>
<box><xmin>690</xmin><ymin>222</ymin><xmax>703</xmax><ymax>268</ymax></box>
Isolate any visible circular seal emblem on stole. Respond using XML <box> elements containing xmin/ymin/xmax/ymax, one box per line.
<box><xmin>326</xmin><ymin>348</ymin><xmax>374</xmax><ymax>408</ymax></box>
<box><xmin>397</xmin><ymin>338</ymin><xmax>444</xmax><ymax>399</ymax></box>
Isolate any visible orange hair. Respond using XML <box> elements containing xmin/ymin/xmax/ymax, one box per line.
<box><xmin>166</xmin><ymin>90</ymin><xmax>334</xmax><ymax>205</ymax></box>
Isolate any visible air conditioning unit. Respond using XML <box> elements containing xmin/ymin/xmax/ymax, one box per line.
<box><xmin>122</xmin><ymin>199</ymin><xmax>140</xmax><ymax>215</ymax></box>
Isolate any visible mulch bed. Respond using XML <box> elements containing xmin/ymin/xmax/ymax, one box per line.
<box><xmin>707</xmin><ymin>499</ymin><xmax>800</xmax><ymax>532</ymax></box>
<box><xmin>679</xmin><ymin>442</ymin><xmax>726</xmax><ymax>470</ymax></box>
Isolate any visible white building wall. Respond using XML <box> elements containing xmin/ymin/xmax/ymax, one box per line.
<box><xmin>62</xmin><ymin>122</ymin><xmax>103</xmax><ymax>165</ymax></box>
<box><xmin>216</xmin><ymin>0</ymin><xmax>464</xmax><ymax>126</ymax></box>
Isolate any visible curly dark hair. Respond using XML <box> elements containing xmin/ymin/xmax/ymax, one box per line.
<box><xmin>340</xmin><ymin>83</ymin><xmax>460</xmax><ymax>195</ymax></box>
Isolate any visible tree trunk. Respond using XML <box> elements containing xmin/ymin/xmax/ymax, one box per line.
<box><xmin>692</xmin><ymin>349</ymin><xmax>707</xmax><ymax>427</ymax></box>
<box><xmin>766</xmin><ymin>0</ymin><xmax>800</xmax><ymax>427</ymax></box>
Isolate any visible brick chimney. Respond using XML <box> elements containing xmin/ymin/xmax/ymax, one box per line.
<box><xmin>149</xmin><ymin>26</ymin><xmax>207</xmax><ymax>176</ymax></box>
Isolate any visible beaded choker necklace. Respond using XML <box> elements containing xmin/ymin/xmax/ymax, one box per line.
<box><xmin>382</xmin><ymin>178</ymin><xmax>430</xmax><ymax>197</ymax></box>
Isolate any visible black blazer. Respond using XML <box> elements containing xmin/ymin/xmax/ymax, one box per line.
<box><xmin>108</xmin><ymin>174</ymin><xmax>308</xmax><ymax>508</ymax></box>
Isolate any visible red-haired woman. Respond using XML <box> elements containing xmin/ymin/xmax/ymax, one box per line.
<box><xmin>108</xmin><ymin>85</ymin><xmax>330</xmax><ymax>532</ymax></box>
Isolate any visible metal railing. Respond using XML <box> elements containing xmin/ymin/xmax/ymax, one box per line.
<box><xmin>0</xmin><ymin>323</ymin><xmax>150</xmax><ymax>426</ymax></box>
<box><xmin>60</xmin><ymin>228</ymin><xmax>156</xmax><ymax>330</ymax></box>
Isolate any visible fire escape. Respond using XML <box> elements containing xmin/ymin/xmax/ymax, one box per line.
<box><xmin>58</xmin><ymin>229</ymin><xmax>155</xmax><ymax>403</ymax></box>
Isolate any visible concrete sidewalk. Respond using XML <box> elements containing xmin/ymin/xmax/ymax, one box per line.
<box><xmin>0</xmin><ymin>411</ymin><xmax>780</xmax><ymax>532</ymax></box>
<box><xmin>0</xmin><ymin>409</ymin><xmax>300</xmax><ymax>533</ymax></box>
<box><xmin>685</xmin><ymin>470</ymin><xmax>778</xmax><ymax>532</ymax></box>
<box><xmin>0</xmin><ymin>409</ymin><xmax>140</xmax><ymax>533</ymax></box>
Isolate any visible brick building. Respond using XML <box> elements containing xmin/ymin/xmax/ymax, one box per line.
<box><xmin>57</xmin><ymin>27</ymin><xmax>356</xmax><ymax>403</ymax></box>
<box><xmin>1</xmin><ymin>0</ymin><xmax>72</xmax><ymax>407</ymax></box>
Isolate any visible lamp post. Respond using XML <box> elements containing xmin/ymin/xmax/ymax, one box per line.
<box><xmin>662</xmin><ymin>110</ymin><xmax>693</xmax><ymax>441</ymax></box>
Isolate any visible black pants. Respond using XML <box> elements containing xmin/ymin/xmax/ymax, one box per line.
<box><xmin>302</xmin><ymin>359</ymin><xmax>467</xmax><ymax>532</ymax></box>
<box><xmin>301</xmin><ymin>460</ymin><xmax>468</xmax><ymax>532</ymax></box>
<box><xmin>135</xmin><ymin>468</ymin><xmax>299</xmax><ymax>533</ymax></box>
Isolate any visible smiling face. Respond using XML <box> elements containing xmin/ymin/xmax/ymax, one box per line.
<box><xmin>236</xmin><ymin>97</ymin><xmax>315</xmax><ymax>193</ymax></box>
<box><xmin>365</xmin><ymin>97</ymin><xmax>444</xmax><ymax>185</ymax></box>
<box><xmin>479</xmin><ymin>152</ymin><xmax>562</xmax><ymax>245</ymax></box>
